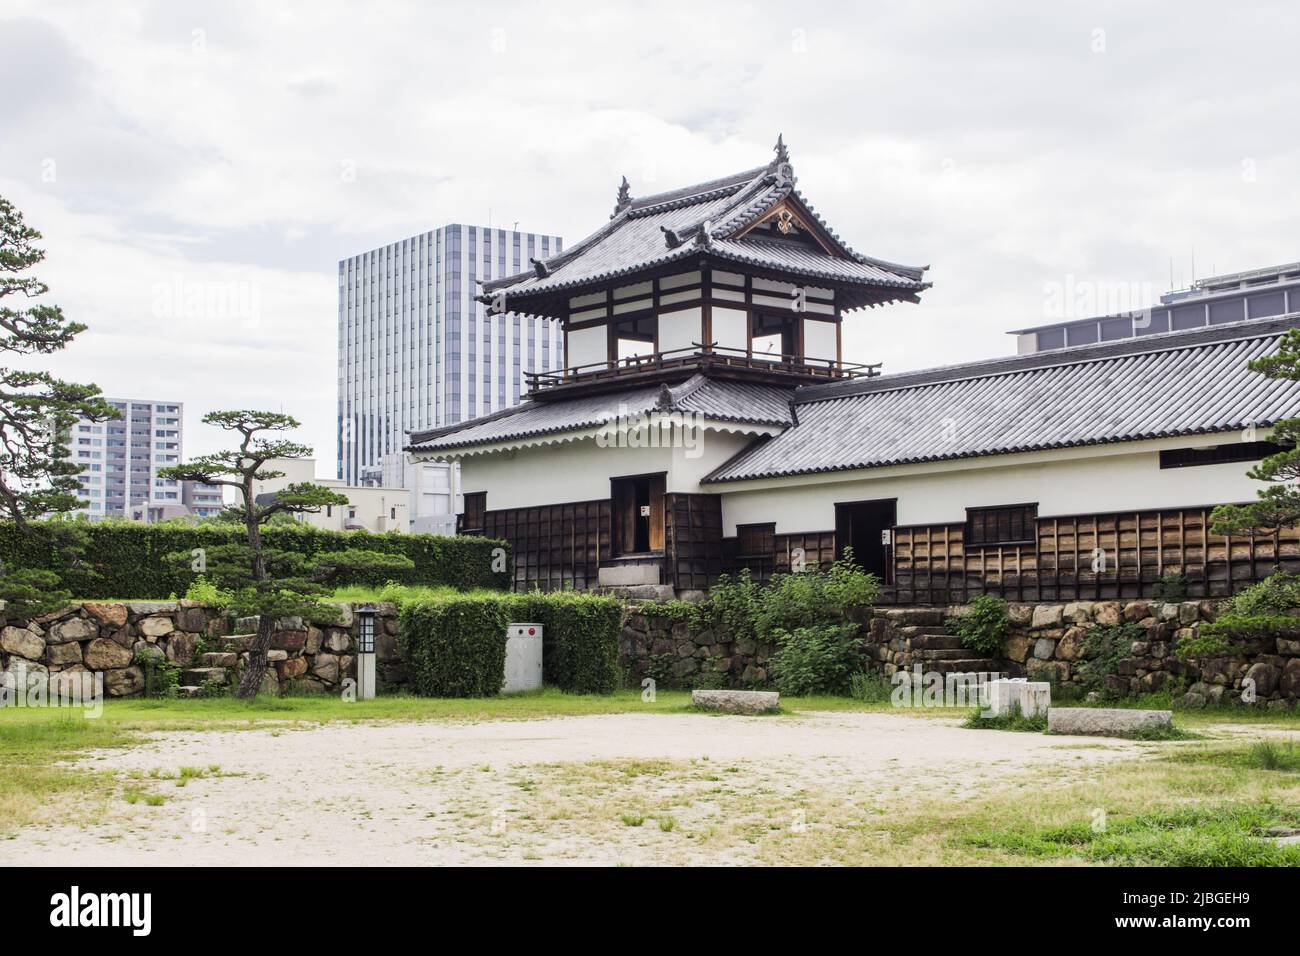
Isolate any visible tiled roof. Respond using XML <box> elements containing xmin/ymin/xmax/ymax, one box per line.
<box><xmin>407</xmin><ymin>375</ymin><xmax>793</xmax><ymax>454</ymax></box>
<box><xmin>703</xmin><ymin>316</ymin><xmax>1300</xmax><ymax>483</ymax></box>
<box><xmin>479</xmin><ymin>142</ymin><xmax>928</xmax><ymax>309</ymax></box>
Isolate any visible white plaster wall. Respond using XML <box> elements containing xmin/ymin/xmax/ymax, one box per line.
<box><xmin>457</xmin><ymin>428</ymin><xmax>758</xmax><ymax>511</ymax></box>
<box><xmin>803</xmin><ymin>319</ymin><xmax>837</xmax><ymax>361</ymax></box>
<box><xmin>566</xmin><ymin>325</ymin><xmax>606</xmax><ymax>369</ymax></box>
<box><xmin>718</xmin><ymin>436</ymin><xmax>1271</xmax><ymax>536</ymax></box>
<box><xmin>712</xmin><ymin>307</ymin><xmax>748</xmax><ymax>352</ymax></box>
<box><xmin>658</xmin><ymin>307</ymin><xmax>702</xmax><ymax>355</ymax></box>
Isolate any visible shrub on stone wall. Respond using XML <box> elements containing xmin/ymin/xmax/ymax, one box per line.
<box><xmin>0</xmin><ymin>520</ymin><xmax>511</xmax><ymax>599</ymax></box>
<box><xmin>528</xmin><ymin>593</ymin><xmax>622</xmax><ymax>695</ymax></box>
<box><xmin>768</xmin><ymin>622</ymin><xmax>863</xmax><ymax>696</ymax></box>
<box><xmin>397</xmin><ymin>590</ymin><xmax>622</xmax><ymax>697</ymax></box>
<box><xmin>399</xmin><ymin>595</ymin><xmax>511</xmax><ymax>697</ymax></box>
<box><xmin>947</xmin><ymin>594</ymin><xmax>1012</xmax><ymax>656</ymax></box>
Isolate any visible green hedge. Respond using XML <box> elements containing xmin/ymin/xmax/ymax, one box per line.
<box><xmin>399</xmin><ymin>595</ymin><xmax>511</xmax><ymax>697</ymax></box>
<box><xmin>535</xmin><ymin>593</ymin><xmax>623</xmax><ymax>694</ymax></box>
<box><xmin>0</xmin><ymin>521</ymin><xmax>511</xmax><ymax>598</ymax></box>
<box><xmin>399</xmin><ymin>591</ymin><xmax>623</xmax><ymax>697</ymax></box>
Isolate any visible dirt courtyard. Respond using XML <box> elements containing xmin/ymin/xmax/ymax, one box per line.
<box><xmin>13</xmin><ymin>710</ymin><xmax>1149</xmax><ymax>866</ymax></box>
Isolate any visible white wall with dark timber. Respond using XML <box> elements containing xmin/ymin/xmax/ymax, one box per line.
<box><xmin>803</xmin><ymin>318</ymin><xmax>837</xmax><ymax>361</ymax></box>
<box><xmin>713</xmin><ymin>432</ymin><xmax>1276</xmax><ymax>536</ymax></box>
<box><xmin>566</xmin><ymin>325</ymin><xmax>606</xmax><ymax>369</ymax></box>
<box><xmin>658</xmin><ymin>306</ymin><xmax>702</xmax><ymax>354</ymax></box>
<box><xmin>712</xmin><ymin>306</ymin><xmax>748</xmax><ymax>351</ymax></box>
<box><xmin>452</xmin><ymin>427</ymin><xmax>762</xmax><ymax>512</ymax></box>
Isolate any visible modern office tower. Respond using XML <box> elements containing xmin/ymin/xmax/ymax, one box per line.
<box><xmin>1010</xmin><ymin>260</ymin><xmax>1300</xmax><ymax>353</ymax></box>
<box><xmin>337</xmin><ymin>224</ymin><xmax>564</xmax><ymax>487</ymax></box>
<box><xmin>67</xmin><ymin>398</ymin><xmax>186</xmax><ymax>520</ymax></box>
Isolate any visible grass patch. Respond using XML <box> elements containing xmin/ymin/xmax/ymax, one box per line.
<box><xmin>1124</xmin><ymin>723</ymin><xmax>1202</xmax><ymax>741</ymax></box>
<box><xmin>962</xmin><ymin>709</ymin><xmax>1048</xmax><ymax>733</ymax></box>
<box><xmin>1168</xmin><ymin>739</ymin><xmax>1300</xmax><ymax>772</ymax></box>
<box><xmin>326</xmin><ymin>583</ymin><xmax>507</xmax><ymax>604</ymax></box>
<box><xmin>965</xmin><ymin>803</ymin><xmax>1300</xmax><ymax>866</ymax></box>
<box><xmin>620</xmin><ymin>812</ymin><xmax>645</xmax><ymax>827</ymax></box>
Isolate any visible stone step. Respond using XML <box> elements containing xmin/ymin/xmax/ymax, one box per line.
<box><xmin>882</xmin><ymin>608</ymin><xmax>947</xmax><ymax>626</ymax></box>
<box><xmin>924</xmin><ymin>659</ymin><xmax>1008</xmax><ymax>675</ymax></box>
<box><xmin>897</xmin><ymin>625</ymin><xmax>953</xmax><ymax>639</ymax></box>
<box><xmin>197</xmin><ymin>652</ymin><xmax>238</xmax><ymax>668</ymax></box>
<box><xmin>181</xmin><ymin>667</ymin><xmax>229</xmax><ymax>686</ymax></box>
<box><xmin>177</xmin><ymin>685</ymin><xmax>204</xmax><ymax>699</ymax></box>
<box><xmin>219</xmin><ymin>634</ymin><xmax>255</xmax><ymax>653</ymax></box>
<box><xmin>915</xmin><ymin>648</ymin><xmax>978</xmax><ymax>660</ymax></box>
<box><xmin>908</xmin><ymin>633</ymin><xmax>964</xmax><ymax>650</ymax></box>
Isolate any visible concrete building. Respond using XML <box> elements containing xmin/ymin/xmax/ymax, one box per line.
<box><xmin>337</xmin><ymin>224</ymin><xmax>566</xmax><ymax>522</ymax></box>
<box><xmin>68</xmin><ymin>397</ymin><xmax>186</xmax><ymax>520</ymax></box>
<box><xmin>1010</xmin><ymin>260</ymin><xmax>1300</xmax><ymax>353</ymax></box>
<box><xmin>253</xmin><ymin>457</ymin><xmax>408</xmax><ymax>534</ymax></box>
<box><xmin>66</xmin><ymin>397</ymin><xmax>226</xmax><ymax>523</ymax></box>
<box><xmin>182</xmin><ymin>480</ymin><xmax>226</xmax><ymax>519</ymax></box>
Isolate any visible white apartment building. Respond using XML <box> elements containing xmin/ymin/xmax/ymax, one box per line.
<box><xmin>66</xmin><ymin>398</ymin><xmax>226</xmax><ymax>523</ymax></box>
<box><xmin>252</xmin><ymin>457</ymin><xmax>408</xmax><ymax>535</ymax></box>
<box><xmin>337</xmin><ymin>224</ymin><xmax>565</xmax><ymax>527</ymax></box>
<box><xmin>68</xmin><ymin>398</ymin><xmax>185</xmax><ymax>520</ymax></box>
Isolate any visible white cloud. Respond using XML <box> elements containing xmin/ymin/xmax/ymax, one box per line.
<box><xmin>3</xmin><ymin>0</ymin><xmax>1299</xmax><ymax>467</ymax></box>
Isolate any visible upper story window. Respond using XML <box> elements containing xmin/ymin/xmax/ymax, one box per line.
<box><xmin>1159</xmin><ymin>441</ymin><xmax>1289</xmax><ymax>469</ymax></box>
<box><xmin>613</xmin><ymin>314</ymin><xmax>656</xmax><ymax>363</ymax></box>
<box><xmin>751</xmin><ymin>311</ymin><xmax>796</xmax><ymax>361</ymax></box>
<box><xmin>965</xmin><ymin>503</ymin><xmax>1038</xmax><ymax>548</ymax></box>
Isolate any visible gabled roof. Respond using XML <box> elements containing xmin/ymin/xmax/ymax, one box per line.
<box><xmin>478</xmin><ymin>137</ymin><xmax>929</xmax><ymax>316</ymax></box>
<box><xmin>702</xmin><ymin>315</ymin><xmax>1300</xmax><ymax>483</ymax></box>
<box><xmin>407</xmin><ymin>374</ymin><xmax>794</xmax><ymax>455</ymax></box>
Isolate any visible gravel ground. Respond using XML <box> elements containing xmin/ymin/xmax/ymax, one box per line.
<box><xmin>10</xmin><ymin>710</ymin><xmax>1147</xmax><ymax>866</ymax></box>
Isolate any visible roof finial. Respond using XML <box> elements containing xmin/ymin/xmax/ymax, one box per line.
<box><xmin>773</xmin><ymin>133</ymin><xmax>790</xmax><ymax>166</ymax></box>
<box><xmin>611</xmin><ymin>176</ymin><xmax>632</xmax><ymax>218</ymax></box>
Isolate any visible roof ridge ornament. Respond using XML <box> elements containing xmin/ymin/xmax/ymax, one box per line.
<box><xmin>772</xmin><ymin>133</ymin><xmax>790</xmax><ymax>165</ymax></box>
<box><xmin>655</xmin><ymin>382</ymin><xmax>675</xmax><ymax>410</ymax></box>
<box><xmin>769</xmin><ymin>133</ymin><xmax>795</xmax><ymax>187</ymax></box>
<box><xmin>611</xmin><ymin>176</ymin><xmax>632</xmax><ymax>218</ymax></box>
<box><xmin>694</xmin><ymin>219</ymin><xmax>714</xmax><ymax>248</ymax></box>
<box><xmin>660</xmin><ymin>225</ymin><xmax>684</xmax><ymax>249</ymax></box>
<box><xmin>529</xmin><ymin>257</ymin><xmax>550</xmax><ymax>278</ymax></box>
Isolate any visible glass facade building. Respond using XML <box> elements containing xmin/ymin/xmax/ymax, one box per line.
<box><xmin>337</xmin><ymin>224</ymin><xmax>563</xmax><ymax>484</ymax></box>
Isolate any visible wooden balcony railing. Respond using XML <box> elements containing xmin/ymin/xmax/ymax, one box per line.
<box><xmin>525</xmin><ymin>343</ymin><xmax>880</xmax><ymax>393</ymax></box>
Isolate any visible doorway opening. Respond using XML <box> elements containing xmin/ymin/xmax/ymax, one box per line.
<box><xmin>611</xmin><ymin>473</ymin><xmax>665</xmax><ymax>555</ymax></box>
<box><xmin>834</xmin><ymin>498</ymin><xmax>897</xmax><ymax>583</ymax></box>
<box><xmin>750</xmin><ymin>311</ymin><xmax>797</xmax><ymax>361</ymax></box>
<box><xmin>612</xmin><ymin>315</ymin><xmax>657</xmax><ymax>364</ymax></box>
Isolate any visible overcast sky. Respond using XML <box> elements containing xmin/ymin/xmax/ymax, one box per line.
<box><xmin>3</xmin><ymin>0</ymin><xmax>1298</xmax><ymax>468</ymax></box>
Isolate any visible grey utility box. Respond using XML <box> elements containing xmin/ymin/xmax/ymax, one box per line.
<box><xmin>503</xmin><ymin>623</ymin><xmax>544</xmax><ymax>693</ymax></box>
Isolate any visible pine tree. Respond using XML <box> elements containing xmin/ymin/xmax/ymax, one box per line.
<box><xmin>159</xmin><ymin>411</ymin><xmax>413</xmax><ymax>697</ymax></box>
<box><xmin>1210</xmin><ymin>327</ymin><xmax>1300</xmax><ymax>545</ymax></box>
<box><xmin>0</xmin><ymin>196</ymin><xmax>117</xmax><ymax>620</ymax></box>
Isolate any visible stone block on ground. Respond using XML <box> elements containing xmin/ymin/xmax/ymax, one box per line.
<box><xmin>1047</xmin><ymin>707</ymin><xmax>1173</xmax><ymax>738</ymax></box>
<box><xmin>598</xmin><ymin>563</ymin><xmax>661</xmax><ymax>587</ymax></box>
<box><xmin>985</xmin><ymin>678</ymin><xmax>1051</xmax><ymax>718</ymax></box>
<box><xmin>691</xmin><ymin>689</ymin><xmax>779</xmax><ymax>715</ymax></box>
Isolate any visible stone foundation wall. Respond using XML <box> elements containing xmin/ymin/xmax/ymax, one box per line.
<box><xmin>0</xmin><ymin>601</ymin><xmax>405</xmax><ymax>698</ymax></box>
<box><xmin>619</xmin><ymin>599</ymin><xmax>1300</xmax><ymax>706</ymax></box>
